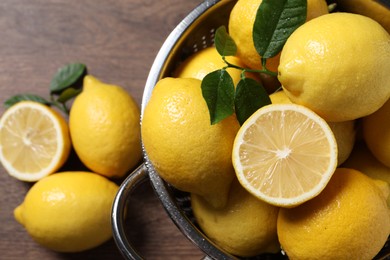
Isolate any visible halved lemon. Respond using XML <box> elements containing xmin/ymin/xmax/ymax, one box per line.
<box><xmin>232</xmin><ymin>104</ymin><xmax>338</xmax><ymax>207</ymax></box>
<box><xmin>0</xmin><ymin>101</ymin><xmax>71</xmax><ymax>182</ymax></box>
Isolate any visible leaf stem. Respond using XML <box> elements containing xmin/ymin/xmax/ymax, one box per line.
<box><xmin>222</xmin><ymin>56</ymin><xmax>244</xmax><ymax>70</ymax></box>
<box><xmin>50</xmin><ymin>95</ymin><xmax>69</xmax><ymax>115</ymax></box>
<box><xmin>244</xmin><ymin>68</ymin><xmax>278</xmax><ymax>77</ymax></box>
<box><xmin>52</xmin><ymin>101</ymin><xmax>69</xmax><ymax>114</ymax></box>
<box><xmin>222</xmin><ymin>56</ymin><xmax>278</xmax><ymax>77</ymax></box>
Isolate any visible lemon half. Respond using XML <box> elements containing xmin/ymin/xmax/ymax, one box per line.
<box><xmin>232</xmin><ymin>104</ymin><xmax>338</xmax><ymax>207</ymax></box>
<box><xmin>0</xmin><ymin>101</ymin><xmax>71</xmax><ymax>181</ymax></box>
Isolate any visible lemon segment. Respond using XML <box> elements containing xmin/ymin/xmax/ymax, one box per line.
<box><xmin>0</xmin><ymin>101</ymin><xmax>71</xmax><ymax>182</ymax></box>
<box><xmin>270</xmin><ymin>90</ymin><xmax>356</xmax><ymax>165</ymax></box>
<box><xmin>232</xmin><ymin>104</ymin><xmax>338</xmax><ymax>207</ymax></box>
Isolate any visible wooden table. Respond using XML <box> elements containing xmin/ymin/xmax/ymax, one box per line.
<box><xmin>0</xmin><ymin>0</ymin><xmax>206</xmax><ymax>259</ymax></box>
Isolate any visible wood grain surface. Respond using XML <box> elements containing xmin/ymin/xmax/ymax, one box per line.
<box><xmin>0</xmin><ymin>0</ymin><xmax>206</xmax><ymax>259</ymax></box>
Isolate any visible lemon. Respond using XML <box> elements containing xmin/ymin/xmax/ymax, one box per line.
<box><xmin>335</xmin><ymin>0</ymin><xmax>390</xmax><ymax>33</ymax></box>
<box><xmin>0</xmin><ymin>101</ymin><xmax>71</xmax><ymax>182</ymax></box>
<box><xmin>306</xmin><ymin>0</ymin><xmax>330</xmax><ymax>21</ymax></box>
<box><xmin>191</xmin><ymin>178</ymin><xmax>280</xmax><ymax>257</ymax></box>
<box><xmin>270</xmin><ymin>91</ymin><xmax>356</xmax><ymax>165</ymax></box>
<box><xmin>232</xmin><ymin>103</ymin><xmax>338</xmax><ymax>207</ymax></box>
<box><xmin>277</xmin><ymin>168</ymin><xmax>390</xmax><ymax>260</ymax></box>
<box><xmin>142</xmin><ymin>77</ymin><xmax>240</xmax><ymax>209</ymax></box>
<box><xmin>363</xmin><ymin>98</ymin><xmax>390</xmax><ymax>167</ymax></box>
<box><xmin>326</xmin><ymin>121</ymin><xmax>356</xmax><ymax>165</ymax></box>
<box><xmin>228</xmin><ymin>0</ymin><xmax>328</xmax><ymax>72</ymax></box>
<box><xmin>174</xmin><ymin>46</ymin><xmax>246</xmax><ymax>86</ymax></box>
<box><xmin>278</xmin><ymin>13</ymin><xmax>390</xmax><ymax>122</ymax></box>
<box><xmin>14</xmin><ymin>171</ymin><xmax>118</xmax><ymax>252</ymax></box>
<box><xmin>269</xmin><ymin>90</ymin><xmax>292</xmax><ymax>104</ymax></box>
<box><xmin>343</xmin><ymin>141</ymin><xmax>390</xmax><ymax>206</ymax></box>
<box><xmin>173</xmin><ymin>46</ymin><xmax>268</xmax><ymax>92</ymax></box>
<box><xmin>69</xmin><ymin>75</ymin><xmax>142</xmax><ymax>178</ymax></box>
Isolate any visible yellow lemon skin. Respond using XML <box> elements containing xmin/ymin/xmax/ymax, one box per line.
<box><xmin>278</xmin><ymin>13</ymin><xmax>390</xmax><ymax>122</ymax></box>
<box><xmin>191</xmin><ymin>178</ymin><xmax>280</xmax><ymax>257</ymax></box>
<box><xmin>14</xmin><ymin>172</ymin><xmax>119</xmax><ymax>252</ymax></box>
<box><xmin>269</xmin><ymin>90</ymin><xmax>293</xmax><ymax>104</ymax></box>
<box><xmin>343</xmin><ymin>141</ymin><xmax>390</xmax><ymax>206</ymax></box>
<box><xmin>277</xmin><ymin>168</ymin><xmax>390</xmax><ymax>260</ymax></box>
<box><xmin>326</xmin><ymin>120</ymin><xmax>356</xmax><ymax>165</ymax></box>
<box><xmin>363</xmin><ymin>98</ymin><xmax>390</xmax><ymax>167</ymax></box>
<box><xmin>335</xmin><ymin>0</ymin><xmax>390</xmax><ymax>33</ymax></box>
<box><xmin>69</xmin><ymin>75</ymin><xmax>142</xmax><ymax>178</ymax></box>
<box><xmin>174</xmin><ymin>46</ymin><xmax>267</xmax><ymax>92</ymax></box>
<box><xmin>270</xmin><ymin>91</ymin><xmax>356</xmax><ymax>165</ymax></box>
<box><xmin>174</xmin><ymin>46</ymin><xmax>247</xmax><ymax>86</ymax></box>
<box><xmin>142</xmin><ymin>77</ymin><xmax>240</xmax><ymax>209</ymax></box>
<box><xmin>228</xmin><ymin>0</ymin><xmax>328</xmax><ymax>72</ymax></box>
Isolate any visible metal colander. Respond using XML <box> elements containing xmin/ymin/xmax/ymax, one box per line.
<box><xmin>111</xmin><ymin>0</ymin><xmax>390</xmax><ymax>259</ymax></box>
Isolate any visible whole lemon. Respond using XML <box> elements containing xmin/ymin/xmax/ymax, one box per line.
<box><xmin>343</xmin><ymin>141</ymin><xmax>390</xmax><ymax>206</ymax></box>
<box><xmin>69</xmin><ymin>75</ymin><xmax>142</xmax><ymax>178</ymax></box>
<box><xmin>270</xmin><ymin>90</ymin><xmax>356</xmax><ymax>165</ymax></box>
<box><xmin>14</xmin><ymin>172</ymin><xmax>119</xmax><ymax>252</ymax></box>
<box><xmin>363</xmin><ymin>98</ymin><xmax>390</xmax><ymax>167</ymax></box>
<box><xmin>228</xmin><ymin>0</ymin><xmax>329</xmax><ymax>72</ymax></box>
<box><xmin>142</xmin><ymin>77</ymin><xmax>240</xmax><ymax>209</ymax></box>
<box><xmin>191</xmin><ymin>178</ymin><xmax>280</xmax><ymax>257</ymax></box>
<box><xmin>278</xmin><ymin>13</ymin><xmax>390</xmax><ymax>122</ymax></box>
<box><xmin>278</xmin><ymin>168</ymin><xmax>390</xmax><ymax>260</ymax></box>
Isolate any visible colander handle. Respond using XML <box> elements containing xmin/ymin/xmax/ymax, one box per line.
<box><xmin>111</xmin><ymin>163</ymin><xmax>148</xmax><ymax>260</ymax></box>
<box><xmin>111</xmin><ymin>163</ymin><xmax>209</xmax><ymax>259</ymax></box>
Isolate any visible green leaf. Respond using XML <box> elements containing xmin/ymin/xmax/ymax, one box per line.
<box><xmin>50</xmin><ymin>63</ymin><xmax>86</xmax><ymax>93</ymax></box>
<box><xmin>253</xmin><ymin>0</ymin><xmax>307</xmax><ymax>59</ymax></box>
<box><xmin>234</xmin><ymin>78</ymin><xmax>271</xmax><ymax>125</ymax></box>
<box><xmin>214</xmin><ymin>26</ymin><xmax>237</xmax><ymax>57</ymax></box>
<box><xmin>56</xmin><ymin>87</ymin><xmax>82</xmax><ymax>103</ymax></box>
<box><xmin>201</xmin><ymin>69</ymin><xmax>235</xmax><ymax>125</ymax></box>
<box><xmin>4</xmin><ymin>94</ymin><xmax>51</xmax><ymax>108</ymax></box>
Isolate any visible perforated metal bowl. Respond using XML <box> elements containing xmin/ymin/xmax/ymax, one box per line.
<box><xmin>111</xmin><ymin>1</ymin><xmax>390</xmax><ymax>259</ymax></box>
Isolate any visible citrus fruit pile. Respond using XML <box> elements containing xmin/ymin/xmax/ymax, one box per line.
<box><xmin>1</xmin><ymin>0</ymin><xmax>390</xmax><ymax>258</ymax></box>
<box><xmin>0</xmin><ymin>75</ymin><xmax>142</xmax><ymax>252</ymax></box>
<box><xmin>141</xmin><ymin>0</ymin><xmax>390</xmax><ymax>259</ymax></box>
